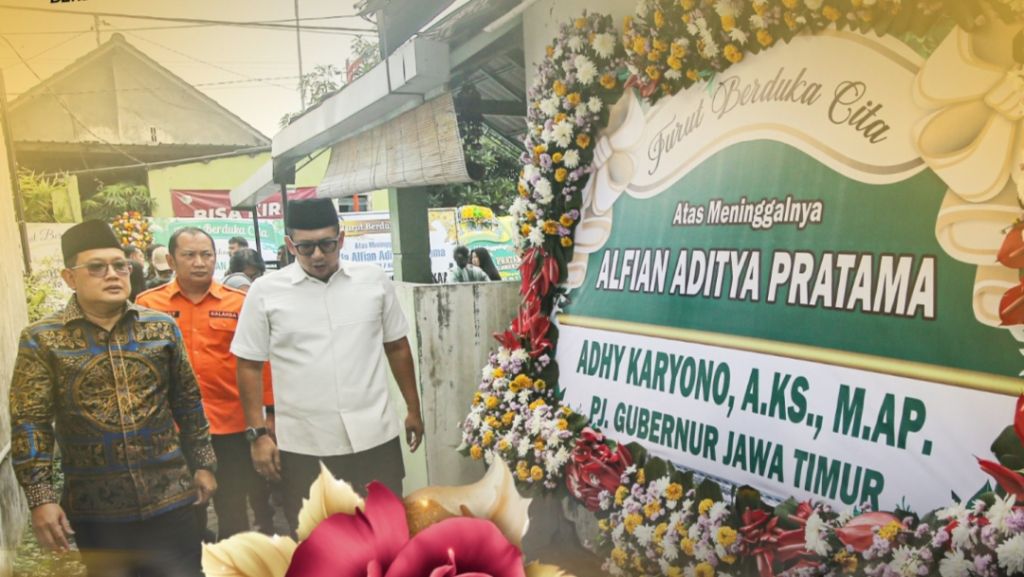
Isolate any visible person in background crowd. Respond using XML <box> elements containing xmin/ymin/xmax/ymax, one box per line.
<box><xmin>137</xmin><ymin>228</ymin><xmax>276</xmax><ymax>541</ymax></box>
<box><xmin>123</xmin><ymin>244</ymin><xmax>146</xmax><ymax>267</ymax></box>
<box><xmin>232</xmin><ymin>198</ymin><xmax>424</xmax><ymax>534</ymax></box>
<box><xmin>147</xmin><ymin>245</ymin><xmax>174</xmax><ymax>289</ymax></box>
<box><xmin>275</xmin><ymin>244</ymin><xmax>292</xmax><ymax>268</ymax></box>
<box><xmin>144</xmin><ymin>243</ymin><xmax>165</xmax><ymax>285</ymax></box>
<box><xmin>228</xmin><ymin>236</ymin><xmax>249</xmax><ymax>258</ymax></box>
<box><xmin>223</xmin><ymin>249</ymin><xmax>265</xmax><ymax>293</ymax></box>
<box><xmin>10</xmin><ymin>220</ymin><xmax>216</xmax><ymax>577</ymax></box>
<box><xmin>449</xmin><ymin>245</ymin><xmax>490</xmax><ymax>283</ymax></box>
<box><xmin>128</xmin><ymin>260</ymin><xmax>146</xmax><ymax>302</ymax></box>
<box><xmin>471</xmin><ymin>247</ymin><xmax>502</xmax><ymax>281</ymax></box>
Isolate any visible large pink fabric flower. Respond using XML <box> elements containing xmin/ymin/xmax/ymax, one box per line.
<box><xmin>286</xmin><ymin>482</ymin><xmax>525</xmax><ymax>577</ymax></box>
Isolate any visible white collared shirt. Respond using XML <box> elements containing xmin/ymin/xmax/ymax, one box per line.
<box><xmin>231</xmin><ymin>261</ymin><xmax>408</xmax><ymax>456</ymax></box>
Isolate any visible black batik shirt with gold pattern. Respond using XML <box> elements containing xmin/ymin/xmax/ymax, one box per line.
<box><xmin>9</xmin><ymin>297</ymin><xmax>216</xmax><ymax>522</ymax></box>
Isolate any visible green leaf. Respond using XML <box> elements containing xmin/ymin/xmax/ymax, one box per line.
<box><xmin>695</xmin><ymin>478</ymin><xmax>724</xmax><ymax>504</ymax></box>
<box><xmin>733</xmin><ymin>485</ymin><xmax>762</xmax><ymax>518</ymax></box>
<box><xmin>644</xmin><ymin>458</ymin><xmax>670</xmax><ymax>483</ymax></box>
<box><xmin>626</xmin><ymin>442</ymin><xmax>648</xmax><ymax>467</ymax></box>
<box><xmin>773</xmin><ymin>497</ymin><xmax>803</xmax><ymax>530</ymax></box>
<box><xmin>991</xmin><ymin>426</ymin><xmax>1024</xmax><ymax>467</ymax></box>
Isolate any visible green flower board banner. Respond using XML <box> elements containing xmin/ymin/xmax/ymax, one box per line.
<box><xmin>555</xmin><ymin>28</ymin><xmax>1020</xmax><ymax>512</ymax></box>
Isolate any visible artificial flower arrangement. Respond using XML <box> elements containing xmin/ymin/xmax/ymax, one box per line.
<box><xmin>110</xmin><ymin>211</ymin><xmax>153</xmax><ymax>251</ymax></box>
<box><xmin>201</xmin><ymin>459</ymin><xmax>573</xmax><ymax>577</ymax></box>
<box><xmin>459</xmin><ymin>205</ymin><xmax>498</xmax><ymax>230</ymax></box>
<box><xmin>458</xmin><ymin>1</ymin><xmax>1024</xmax><ymax>576</ymax></box>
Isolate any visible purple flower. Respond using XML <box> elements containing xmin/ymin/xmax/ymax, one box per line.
<box><xmin>930</xmin><ymin>529</ymin><xmax>949</xmax><ymax>547</ymax></box>
<box><xmin>1007</xmin><ymin>509</ymin><xmax>1024</xmax><ymax>532</ymax></box>
<box><xmin>975</xmin><ymin>554</ymin><xmax>992</xmax><ymax>573</ymax></box>
<box><xmin>539</xmin><ymin>154</ymin><xmax>553</xmax><ymax>169</ymax></box>
<box><xmin>982</xmin><ymin>524</ymin><xmax>999</xmax><ymax>548</ymax></box>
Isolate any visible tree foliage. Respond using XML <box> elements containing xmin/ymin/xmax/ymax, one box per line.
<box><xmin>280</xmin><ymin>36</ymin><xmax>382</xmax><ymax>127</ymax></box>
<box><xmin>429</xmin><ymin>126</ymin><xmax>521</xmax><ymax>212</ymax></box>
<box><xmin>18</xmin><ymin>168</ymin><xmax>72</xmax><ymax>223</ymax></box>
<box><xmin>81</xmin><ymin>181</ymin><xmax>155</xmax><ymax>221</ymax></box>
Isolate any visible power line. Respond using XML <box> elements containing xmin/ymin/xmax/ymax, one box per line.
<box><xmin>0</xmin><ymin>33</ymin><xmax>146</xmax><ymax>166</ymax></box>
<box><xmin>0</xmin><ymin>5</ymin><xmax>377</xmax><ymax>34</ymax></box>
<box><xmin>0</xmin><ymin>15</ymin><xmax>377</xmax><ymax>36</ymax></box>
<box><xmin>8</xmin><ymin>75</ymin><xmax>303</xmax><ymax>96</ymax></box>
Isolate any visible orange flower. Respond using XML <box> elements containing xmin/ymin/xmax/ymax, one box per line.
<box><xmin>653</xmin><ymin>10</ymin><xmax>665</xmax><ymax>28</ymax></box>
<box><xmin>551</xmin><ymin>152</ymin><xmax>564</xmax><ymax>163</ymax></box>
<box><xmin>552</xmin><ymin>80</ymin><xmax>567</xmax><ymax>97</ymax></box>
<box><xmin>757</xmin><ymin>29</ymin><xmax>774</xmax><ymax>47</ymax></box>
<box><xmin>631</xmin><ymin>36</ymin><xmax>647</xmax><ymax>55</ymax></box>
<box><xmin>687</xmin><ymin>69</ymin><xmax>699</xmax><ymax>81</ymax></box>
<box><xmin>667</xmin><ymin>56</ymin><xmax>683</xmax><ymax>70</ymax></box>
<box><xmin>574</xmin><ymin>18</ymin><xmax>587</xmax><ymax>29</ymax></box>
<box><xmin>566</xmin><ymin>93</ymin><xmax>581</xmax><ymax>107</ymax></box>
<box><xmin>721</xmin><ymin>14</ymin><xmax>736</xmax><ymax>31</ymax></box>
<box><xmin>554</xmin><ymin>168</ymin><xmax>568</xmax><ymax>183</ymax></box>
<box><xmin>542</xmin><ymin>220</ymin><xmax>559</xmax><ymax>235</ymax></box>
<box><xmin>576</xmin><ymin>133</ymin><xmax>591</xmax><ymax>149</ymax></box>
<box><xmin>723</xmin><ymin>44</ymin><xmax>743</xmax><ymax>64</ymax></box>
<box><xmin>822</xmin><ymin>5</ymin><xmax>841</xmax><ymax>21</ymax></box>
<box><xmin>520</xmin><ymin>224</ymin><xmax>532</xmax><ymax>236</ymax></box>
<box><xmin>560</xmin><ymin>237</ymin><xmax>573</xmax><ymax>248</ymax></box>
<box><xmin>559</xmin><ymin>214</ymin><xmax>574</xmax><ymax>227</ymax></box>
<box><xmin>645</xmin><ymin>65</ymin><xmax>662</xmax><ymax>81</ymax></box>
<box><xmin>600</xmin><ymin>73</ymin><xmax>617</xmax><ymax>89</ymax></box>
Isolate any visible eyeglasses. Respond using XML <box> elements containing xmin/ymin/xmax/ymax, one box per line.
<box><xmin>69</xmin><ymin>260</ymin><xmax>131</xmax><ymax>277</ymax></box>
<box><xmin>290</xmin><ymin>238</ymin><xmax>339</xmax><ymax>257</ymax></box>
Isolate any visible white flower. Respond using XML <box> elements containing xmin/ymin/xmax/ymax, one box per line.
<box><xmin>665</xmin><ymin>69</ymin><xmax>682</xmax><ymax>80</ymax></box>
<box><xmin>481</xmin><ymin>366</ymin><xmax>494</xmax><ymax>380</ymax></box>
<box><xmin>575</xmin><ymin>55</ymin><xmax>597</xmax><ymax>85</ymax></box>
<box><xmin>658</xmin><ymin>559</ymin><xmax>671</xmax><ymax>576</ymax></box>
<box><xmin>749</xmin><ymin>14</ymin><xmax>766</xmax><ymax>29</ymax></box>
<box><xmin>998</xmin><ymin>534</ymin><xmax>1024</xmax><ymax>575</ymax></box>
<box><xmin>563</xmin><ymin>149</ymin><xmax>581</xmax><ymax>169</ymax></box>
<box><xmin>709</xmin><ymin>502</ymin><xmax>728</xmax><ymax>522</ymax></box>
<box><xmin>528</xmin><ymin>226</ymin><xmax>545</xmax><ymax>247</ymax></box>
<box><xmin>496</xmin><ymin>349</ymin><xmax>510</xmax><ymax>365</ymax></box>
<box><xmin>517</xmin><ymin>390</ymin><xmax>531</xmax><ymax>404</ymax></box>
<box><xmin>988</xmin><ymin>493</ymin><xmax>1016</xmax><ymax>534</ymax></box>
<box><xmin>510</xmin><ymin>348</ymin><xmax>529</xmax><ymax>363</ymax></box>
<box><xmin>939</xmin><ymin>549</ymin><xmax>973</xmax><ymax>577</ymax></box>
<box><xmin>648</xmin><ymin>477</ymin><xmax>670</xmax><ymax>496</ymax></box>
<box><xmin>509</xmin><ymin>197</ymin><xmax>528</xmax><ymax>218</ymax></box>
<box><xmin>522</xmin><ymin>164</ymin><xmax>537</xmax><ymax>181</ymax></box>
<box><xmin>587</xmin><ymin>96</ymin><xmax>603</xmax><ymax>113</ymax></box>
<box><xmin>592</xmin><ymin>33</ymin><xmax>616</xmax><ymax>59</ymax></box>
<box><xmin>729</xmin><ymin>29</ymin><xmax>748</xmax><ymax>45</ymax></box>
<box><xmin>715</xmin><ymin>0</ymin><xmax>739</xmax><ymax>17</ymax></box>
<box><xmin>551</xmin><ymin>120</ymin><xmax>574</xmax><ymax>148</ymax></box>
<box><xmin>635</xmin><ymin>1</ymin><xmax>649</xmax><ymax>17</ymax></box>
<box><xmin>890</xmin><ymin>546</ymin><xmax>920</xmax><ymax>577</ymax></box>
<box><xmin>540</xmin><ymin>127</ymin><xmax>553</xmax><ymax>144</ymax></box>
<box><xmin>568</xmin><ymin>36</ymin><xmax>584</xmax><ymax>53</ymax></box>
<box><xmin>533</xmin><ymin>178</ymin><xmax>553</xmax><ymax>204</ymax></box>
<box><xmin>663</xmin><ymin>543</ymin><xmax>679</xmax><ymax>561</ymax></box>
<box><xmin>516</xmin><ymin>438</ymin><xmax>531</xmax><ymax>457</ymax></box>
<box><xmin>552</xmin><ymin>46</ymin><xmax>563</xmax><ymax>60</ymax></box>
<box><xmin>804</xmin><ymin>513</ymin><xmax>831</xmax><ymax>556</ymax></box>
<box><xmin>634</xmin><ymin>524</ymin><xmax>654</xmax><ymax>546</ymax></box>
<box><xmin>951</xmin><ymin>523</ymin><xmax>975</xmax><ymax>550</ymax></box>
<box><xmin>804</xmin><ymin>0</ymin><xmax>824</xmax><ymax>9</ymax></box>
<box><xmin>938</xmin><ymin>503</ymin><xmax>969</xmax><ymax>522</ymax></box>
<box><xmin>539</xmin><ymin>96</ymin><xmax>560</xmax><ymax>117</ymax></box>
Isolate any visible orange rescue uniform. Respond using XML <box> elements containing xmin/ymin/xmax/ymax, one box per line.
<box><xmin>137</xmin><ymin>280</ymin><xmax>272</xmax><ymax>434</ymax></box>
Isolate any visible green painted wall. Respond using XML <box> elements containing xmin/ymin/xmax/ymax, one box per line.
<box><xmin>147</xmin><ymin>150</ymin><xmax>331</xmax><ymax>218</ymax></box>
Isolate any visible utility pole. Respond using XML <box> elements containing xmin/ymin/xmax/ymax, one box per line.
<box><xmin>294</xmin><ymin>0</ymin><xmax>306</xmax><ymax>110</ymax></box>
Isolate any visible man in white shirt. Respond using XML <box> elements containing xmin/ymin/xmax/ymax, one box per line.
<box><xmin>230</xmin><ymin>198</ymin><xmax>424</xmax><ymax>533</ymax></box>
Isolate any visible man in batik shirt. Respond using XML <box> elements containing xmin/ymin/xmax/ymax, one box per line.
<box><xmin>9</xmin><ymin>220</ymin><xmax>217</xmax><ymax>577</ymax></box>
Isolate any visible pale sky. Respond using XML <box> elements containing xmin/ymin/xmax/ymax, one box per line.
<box><xmin>0</xmin><ymin>0</ymin><xmax>375</xmax><ymax>137</ymax></box>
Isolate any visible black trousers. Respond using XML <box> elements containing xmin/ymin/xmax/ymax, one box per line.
<box><xmin>71</xmin><ymin>505</ymin><xmax>201</xmax><ymax>577</ymax></box>
<box><xmin>208</xmin><ymin>432</ymin><xmax>276</xmax><ymax>539</ymax></box>
<box><xmin>280</xmin><ymin>436</ymin><xmax>405</xmax><ymax>535</ymax></box>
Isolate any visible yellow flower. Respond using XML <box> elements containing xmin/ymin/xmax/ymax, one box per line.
<box><xmin>723</xmin><ymin>44</ymin><xmax>743</xmax><ymax>64</ymax></box>
<box><xmin>551</xmin><ymin>152</ymin><xmax>564</xmax><ymax>163</ymax></box>
<box><xmin>667</xmin><ymin>56</ymin><xmax>683</xmax><ymax>70</ymax></box>
<box><xmin>624</xmin><ymin>513</ymin><xmax>643</xmax><ymax>534</ymax></box>
<box><xmin>698</xmin><ymin>498</ymin><xmax>714</xmax><ymax>515</ymax></box>
<box><xmin>654</xmin><ymin>522</ymin><xmax>669</xmax><ymax>541</ymax></box>
<box><xmin>654</xmin><ymin>10</ymin><xmax>665</xmax><ymax>28</ymax></box>
<box><xmin>502</xmin><ymin>411</ymin><xmax>515</xmax><ymax>426</ymax></box>
<box><xmin>472</xmin><ymin>392</ymin><xmax>483</xmax><ymax>406</ymax></box>
<box><xmin>518</xmin><ymin>183</ymin><xmax>529</xmax><ymax>197</ymax></box>
<box><xmin>516</xmin><ymin>466</ymin><xmax>530</xmax><ymax>481</ymax></box>
<box><xmin>681</xmin><ymin>0</ymin><xmax>695</xmax><ymax>8</ymax></box>
<box><xmin>560</xmin><ymin>237</ymin><xmax>573</xmax><ymax>248</ymax></box>
<box><xmin>529</xmin><ymin>398</ymin><xmax>547</xmax><ymax>411</ymax></box>
<box><xmin>484</xmin><ymin>416</ymin><xmax>500</xmax><ymax>429</ymax></box>
<box><xmin>534</xmin><ymin>438</ymin><xmax>545</xmax><ymax>451</ymax></box>
<box><xmin>754</xmin><ymin>1</ymin><xmax>768</xmax><ymax>15</ymax></box>
<box><xmin>680</xmin><ymin>537</ymin><xmax>695</xmax><ymax>556</ymax></box>
<box><xmin>552</xmin><ymin>80</ymin><xmax>567</xmax><ymax>97</ymax></box>
<box><xmin>879</xmin><ymin>520</ymin><xmax>902</xmax><ymax>541</ymax></box>
<box><xmin>785</xmin><ymin>11</ymin><xmax>799</xmax><ymax>30</ymax></box>
<box><xmin>508</xmin><ymin>380</ymin><xmax>522</xmax><ymax>394</ymax></box>
<box><xmin>611</xmin><ymin>547</ymin><xmax>627</xmax><ymax>567</ymax></box>
<box><xmin>694</xmin><ymin>562</ymin><xmax>715</xmax><ymax>577</ymax></box>
<box><xmin>554</xmin><ymin>168</ymin><xmax>568</xmax><ymax>183</ymax></box>
<box><xmin>556</xmin><ymin>418</ymin><xmax>569</xmax><ymax>430</ymax></box>
<box><xmin>716</xmin><ymin>526</ymin><xmax>737</xmax><ymax>547</ymax></box>
<box><xmin>687</xmin><ymin>69</ymin><xmax>699</xmax><ymax>81</ymax></box>
<box><xmin>534</xmin><ymin>379</ymin><xmax>547</xmax><ymax>391</ymax></box>
<box><xmin>559</xmin><ymin>214</ymin><xmax>574</xmax><ymax>227</ymax></box>
<box><xmin>782</xmin><ymin>0</ymin><xmax>798</xmax><ymax>8</ymax></box>
<box><xmin>721</xmin><ymin>554</ymin><xmax>737</xmax><ymax>565</ymax></box>
<box><xmin>576</xmin><ymin>133</ymin><xmax>591</xmax><ymax>149</ymax></box>
<box><xmin>546</xmin><ymin>45</ymin><xmax>554</xmax><ymax>58</ymax></box>
<box><xmin>757</xmin><ymin>29</ymin><xmax>774</xmax><ymax>47</ymax></box>
<box><xmin>667</xmin><ymin>568</ymin><xmax>683</xmax><ymax>577</ymax></box>
<box><xmin>600</xmin><ymin>73</ymin><xmax>617</xmax><ymax>89</ymax></box>
<box><xmin>524</xmin><ymin>210</ymin><xmax>536</xmax><ymax>221</ymax></box>
<box><xmin>720</xmin><ymin>14</ymin><xmax>736</xmax><ymax>31</ymax></box>
<box><xmin>497</xmin><ymin>439</ymin><xmax>510</xmax><ymax>451</ymax></box>
<box><xmin>834</xmin><ymin>550</ymin><xmax>858</xmax><ymax>573</ymax></box>
<box><xmin>623</xmin><ymin>15</ymin><xmax>634</xmax><ymax>31</ymax></box>
<box><xmin>559</xmin><ymin>406</ymin><xmax>571</xmax><ymax>416</ymax></box>
<box><xmin>566</xmin><ymin>93</ymin><xmax>581</xmax><ymax>107</ymax></box>
<box><xmin>823</xmin><ymin>5</ymin><xmax>841</xmax><ymax>21</ymax></box>
<box><xmin>598</xmin><ymin>519</ymin><xmax>609</xmax><ymax>532</ymax></box>
<box><xmin>665</xmin><ymin>483</ymin><xmax>684</xmax><ymax>501</ymax></box>
<box><xmin>520</xmin><ymin>224</ymin><xmax>532</xmax><ymax>236</ymax></box>
<box><xmin>643</xmin><ymin>500</ymin><xmax>661</xmax><ymax>519</ymax></box>
<box><xmin>482</xmin><ymin>430</ymin><xmax>495</xmax><ymax>446</ymax></box>
<box><xmin>632</xmin><ymin>36</ymin><xmax>647</xmax><ymax>55</ymax></box>
<box><xmin>533</xmin><ymin>144</ymin><xmax>547</xmax><ymax>155</ymax></box>
<box><xmin>542</xmin><ymin>220</ymin><xmax>559</xmax><ymax>234</ymax></box>
<box><xmin>615</xmin><ymin>485</ymin><xmax>628</xmax><ymax>506</ymax></box>
<box><xmin>470</xmin><ymin>445</ymin><xmax>483</xmax><ymax>459</ymax></box>
<box><xmin>530</xmin><ymin>466</ymin><xmax>544</xmax><ymax>481</ymax></box>
<box><xmin>514</xmin><ymin>374</ymin><xmax>533</xmax><ymax>389</ymax></box>
<box><xmin>654</xmin><ymin>39</ymin><xmax>668</xmax><ymax>52</ymax></box>
<box><xmin>648</xmin><ymin>49</ymin><xmax>662</xmax><ymax>62</ymax></box>
<box><xmin>574</xmin><ymin>18</ymin><xmax>587</xmax><ymax>29</ymax></box>
<box><xmin>636</xmin><ymin>469</ymin><xmax>645</xmax><ymax>484</ymax></box>
<box><xmin>485</xmin><ymin>395</ymin><xmax>499</xmax><ymax>409</ymax></box>
<box><xmin>553</xmin><ymin>112</ymin><xmax>567</xmax><ymax>124</ymax></box>
<box><xmin>671</xmin><ymin>42</ymin><xmax>685</xmax><ymax>58</ymax></box>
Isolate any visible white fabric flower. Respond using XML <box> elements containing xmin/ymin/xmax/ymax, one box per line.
<box><xmin>552</xmin><ymin>46</ymin><xmax>563</xmax><ymax>60</ymax></box>
<box><xmin>568</xmin><ymin>36</ymin><xmax>584</xmax><ymax>53</ymax></box>
<box><xmin>634</xmin><ymin>524</ymin><xmax>654</xmax><ymax>547</ymax></box>
<box><xmin>587</xmin><ymin>96</ymin><xmax>603</xmax><ymax>113</ymax></box>
<box><xmin>951</xmin><ymin>523</ymin><xmax>975</xmax><ymax>550</ymax></box>
<box><xmin>575</xmin><ymin>55</ymin><xmax>597</xmax><ymax>85</ymax></box>
<box><xmin>998</xmin><ymin>534</ymin><xmax>1024</xmax><ymax>575</ymax></box>
<box><xmin>563</xmin><ymin>149</ymin><xmax>581</xmax><ymax>169</ymax></box>
<box><xmin>539</xmin><ymin>96</ymin><xmax>560</xmax><ymax>117</ymax></box>
<box><xmin>938</xmin><ymin>549</ymin><xmax>973</xmax><ymax>577</ymax></box>
<box><xmin>988</xmin><ymin>493</ymin><xmax>1016</xmax><ymax>534</ymax></box>
<box><xmin>665</xmin><ymin>69</ymin><xmax>682</xmax><ymax>80</ymax></box>
<box><xmin>522</xmin><ymin>164</ymin><xmax>537</xmax><ymax>181</ymax></box>
<box><xmin>592</xmin><ymin>33</ymin><xmax>616</xmax><ymax>59</ymax></box>
<box><xmin>529</xmin><ymin>226</ymin><xmax>545</xmax><ymax>247</ymax></box>
<box><xmin>534</xmin><ymin>178</ymin><xmax>553</xmax><ymax>204</ymax></box>
<box><xmin>551</xmin><ymin>120</ymin><xmax>574</xmax><ymax>148</ymax></box>
<box><xmin>729</xmin><ymin>29</ymin><xmax>748</xmax><ymax>45</ymax></box>
<box><xmin>804</xmin><ymin>513</ymin><xmax>831</xmax><ymax>556</ymax></box>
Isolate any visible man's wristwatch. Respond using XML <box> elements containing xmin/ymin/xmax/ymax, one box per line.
<box><xmin>245</xmin><ymin>426</ymin><xmax>269</xmax><ymax>442</ymax></box>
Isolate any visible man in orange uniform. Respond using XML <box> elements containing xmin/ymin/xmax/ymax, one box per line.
<box><xmin>137</xmin><ymin>227</ymin><xmax>275</xmax><ymax>539</ymax></box>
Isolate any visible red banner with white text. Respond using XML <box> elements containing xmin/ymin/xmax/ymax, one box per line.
<box><xmin>170</xmin><ymin>188</ymin><xmax>319</xmax><ymax>219</ymax></box>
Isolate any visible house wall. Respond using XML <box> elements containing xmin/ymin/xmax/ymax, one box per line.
<box><xmin>0</xmin><ymin>106</ymin><xmax>30</xmax><ymax>575</ymax></box>
<box><xmin>147</xmin><ymin>151</ymin><xmax>330</xmax><ymax>218</ymax></box>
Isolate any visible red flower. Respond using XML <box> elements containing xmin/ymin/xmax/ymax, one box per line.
<box><xmin>774</xmin><ymin>502</ymin><xmax>819</xmax><ymax>567</ymax></box>
<box><xmin>511</xmin><ymin>296</ymin><xmax>552</xmax><ymax>357</ymax></box>
<box><xmin>1015</xmin><ymin>395</ymin><xmax>1024</xmax><ymax>447</ymax></box>
<box><xmin>519</xmin><ymin>247</ymin><xmax>560</xmax><ymax>299</ymax></box>
<box><xmin>834</xmin><ymin>511</ymin><xmax>900</xmax><ymax>553</ymax></box>
<box><xmin>740</xmin><ymin>509</ymin><xmax>783</xmax><ymax>577</ymax></box>
<box><xmin>287</xmin><ymin>482</ymin><xmax>525</xmax><ymax>577</ymax></box>
<box><xmin>998</xmin><ymin>222</ymin><xmax>1024</xmax><ymax>269</ymax></box>
<box><xmin>564</xmin><ymin>428</ymin><xmax>633</xmax><ymax>511</ymax></box>
<box><xmin>978</xmin><ymin>457</ymin><xmax>1024</xmax><ymax>502</ymax></box>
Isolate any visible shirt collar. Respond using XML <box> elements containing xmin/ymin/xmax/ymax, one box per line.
<box><xmin>61</xmin><ymin>295</ymin><xmax>142</xmax><ymax>327</ymax></box>
<box><xmin>168</xmin><ymin>279</ymin><xmax>226</xmax><ymax>301</ymax></box>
